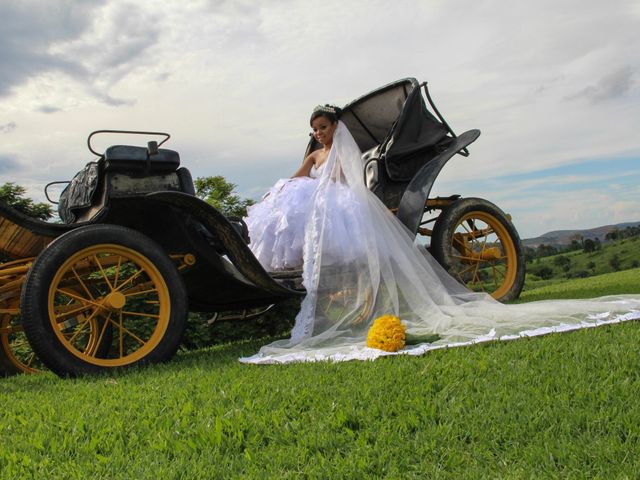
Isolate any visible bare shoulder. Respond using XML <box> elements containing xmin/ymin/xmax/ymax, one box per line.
<box><xmin>302</xmin><ymin>150</ymin><xmax>321</xmax><ymax>167</ymax></box>
<box><xmin>292</xmin><ymin>151</ymin><xmax>317</xmax><ymax>178</ymax></box>
<box><xmin>306</xmin><ymin>149</ymin><xmax>320</xmax><ymax>164</ymax></box>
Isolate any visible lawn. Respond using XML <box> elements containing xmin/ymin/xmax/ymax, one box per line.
<box><xmin>1</xmin><ymin>269</ymin><xmax>639</xmax><ymax>479</ymax></box>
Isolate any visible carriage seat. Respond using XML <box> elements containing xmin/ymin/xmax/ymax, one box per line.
<box><xmin>103</xmin><ymin>145</ymin><xmax>180</xmax><ymax>173</ymax></box>
<box><xmin>102</xmin><ymin>145</ymin><xmax>196</xmax><ymax>195</ymax></box>
<box><xmin>58</xmin><ymin>145</ymin><xmax>196</xmax><ymax>224</ymax></box>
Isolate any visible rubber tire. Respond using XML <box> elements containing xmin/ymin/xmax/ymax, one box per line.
<box><xmin>21</xmin><ymin>224</ymin><xmax>188</xmax><ymax>377</ymax></box>
<box><xmin>431</xmin><ymin>197</ymin><xmax>526</xmax><ymax>302</ymax></box>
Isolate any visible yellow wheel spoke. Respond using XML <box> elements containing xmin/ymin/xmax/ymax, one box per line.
<box><xmin>460</xmin><ymin>221</ymin><xmax>474</xmax><ymax>236</ymax></box>
<box><xmin>119</xmin><ymin>311</ymin><xmax>124</xmax><ymax>358</ymax></box>
<box><xmin>93</xmin><ymin>254</ymin><xmax>114</xmax><ymax>291</ymax></box>
<box><xmin>71</xmin><ymin>266</ymin><xmax>95</xmax><ymax>301</ymax></box>
<box><xmin>123</xmin><ymin>288</ymin><xmax>158</xmax><ymax>297</ymax></box>
<box><xmin>26</xmin><ymin>353</ymin><xmax>36</xmax><ymax>367</ymax></box>
<box><xmin>59</xmin><ymin>306</ymin><xmax>101</xmax><ymax>345</ymax></box>
<box><xmin>54</xmin><ymin>302</ymin><xmax>95</xmax><ymax>322</ymax></box>
<box><xmin>108</xmin><ymin>315</ymin><xmax>147</xmax><ymax>349</ymax></box>
<box><xmin>55</xmin><ymin>288</ymin><xmax>104</xmax><ymax>310</ymax></box>
<box><xmin>64</xmin><ymin>317</ymin><xmax>93</xmax><ymax>346</ymax></box>
<box><xmin>113</xmin><ymin>268</ymin><xmax>146</xmax><ymax>293</ymax></box>
<box><xmin>112</xmin><ymin>256</ymin><xmax>123</xmax><ymax>289</ymax></box>
<box><xmin>451</xmin><ymin>254</ymin><xmax>489</xmax><ymax>263</ymax></box>
<box><xmin>121</xmin><ymin>310</ymin><xmax>161</xmax><ymax>319</ymax></box>
<box><xmin>93</xmin><ymin>313</ymin><xmax>112</xmax><ymax>358</ymax></box>
<box><xmin>456</xmin><ymin>263</ymin><xmax>480</xmax><ymax>277</ymax></box>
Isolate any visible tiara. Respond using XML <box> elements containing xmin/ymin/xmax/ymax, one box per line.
<box><xmin>313</xmin><ymin>105</ymin><xmax>336</xmax><ymax>114</ymax></box>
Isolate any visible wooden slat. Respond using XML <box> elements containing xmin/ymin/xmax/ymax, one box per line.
<box><xmin>0</xmin><ymin>217</ymin><xmax>54</xmax><ymax>258</ymax></box>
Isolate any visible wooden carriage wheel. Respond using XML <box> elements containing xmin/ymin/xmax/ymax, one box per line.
<box><xmin>21</xmin><ymin>225</ymin><xmax>187</xmax><ymax>377</ymax></box>
<box><xmin>431</xmin><ymin>198</ymin><xmax>525</xmax><ymax>302</ymax></box>
<box><xmin>0</xmin><ymin>307</ymin><xmax>110</xmax><ymax>375</ymax></box>
<box><xmin>0</xmin><ymin>311</ymin><xmax>40</xmax><ymax>375</ymax></box>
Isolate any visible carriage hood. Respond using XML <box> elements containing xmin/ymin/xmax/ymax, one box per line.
<box><xmin>340</xmin><ymin>78</ymin><xmax>450</xmax><ymax>181</ymax></box>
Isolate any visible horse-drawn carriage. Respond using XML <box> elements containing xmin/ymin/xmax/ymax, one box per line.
<box><xmin>0</xmin><ymin>78</ymin><xmax>524</xmax><ymax>377</ymax></box>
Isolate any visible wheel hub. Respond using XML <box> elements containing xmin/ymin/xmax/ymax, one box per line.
<box><xmin>103</xmin><ymin>291</ymin><xmax>126</xmax><ymax>310</ymax></box>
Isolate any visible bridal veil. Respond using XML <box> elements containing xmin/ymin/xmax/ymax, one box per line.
<box><xmin>241</xmin><ymin>122</ymin><xmax>640</xmax><ymax>364</ymax></box>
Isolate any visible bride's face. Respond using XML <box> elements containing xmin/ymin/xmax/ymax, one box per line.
<box><xmin>311</xmin><ymin>116</ymin><xmax>337</xmax><ymax>145</ymax></box>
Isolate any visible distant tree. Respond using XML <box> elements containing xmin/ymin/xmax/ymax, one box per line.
<box><xmin>569</xmin><ymin>234</ymin><xmax>583</xmax><ymax>251</ymax></box>
<box><xmin>623</xmin><ymin>226</ymin><xmax>640</xmax><ymax>239</ymax></box>
<box><xmin>553</xmin><ymin>255</ymin><xmax>571</xmax><ymax>268</ymax></box>
<box><xmin>524</xmin><ymin>246</ymin><xmax>536</xmax><ymax>262</ymax></box>
<box><xmin>583</xmin><ymin>238</ymin><xmax>596</xmax><ymax>253</ymax></box>
<box><xmin>605</xmin><ymin>229</ymin><xmax>620</xmax><ymax>241</ymax></box>
<box><xmin>537</xmin><ymin>244</ymin><xmax>558</xmax><ymax>258</ymax></box>
<box><xmin>609</xmin><ymin>254</ymin><xmax>621</xmax><ymax>271</ymax></box>
<box><xmin>594</xmin><ymin>237</ymin><xmax>602</xmax><ymax>250</ymax></box>
<box><xmin>0</xmin><ymin>182</ymin><xmax>52</xmax><ymax>220</ymax></box>
<box><xmin>531</xmin><ymin>265</ymin><xmax>554</xmax><ymax>280</ymax></box>
<box><xmin>194</xmin><ymin>176</ymin><xmax>255</xmax><ymax>218</ymax></box>
<box><xmin>632</xmin><ymin>260</ymin><xmax>639</xmax><ymax>269</ymax></box>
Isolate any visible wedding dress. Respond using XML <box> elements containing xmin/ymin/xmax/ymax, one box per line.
<box><xmin>245</xmin><ymin>162</ymin><xmax>325</xmax><ymax>270</ymax></box>
<box><xmin>241</xmin><ymin>122</ymin><xmax>640</xmax><ymax>364</ymax></box>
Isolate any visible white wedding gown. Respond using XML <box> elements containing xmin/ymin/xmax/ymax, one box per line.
<box><xmin>241</xmin><ymin>122</ymin><xmax>640</xmax><ymax>364</ymax></box>
<box><xmin>245</xmin><ymin>163</ymin><xmax>326</xmax><ymax>271</ymax></box>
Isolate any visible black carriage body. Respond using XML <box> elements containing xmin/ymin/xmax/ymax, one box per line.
<box><xmin>50</xmin><ymin>79</ymin><xmax>481</xmax><ymax>312</ymax></box>
<box><xmin>53</xmin><ymin>141</ymin><xmax>300</xmax><ymax>313</ymax></box>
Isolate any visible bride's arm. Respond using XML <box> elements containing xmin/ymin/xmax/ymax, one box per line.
<box><xmin>291</xmin><ymin>152</ymin><xmax>316</xmax><ymax>178</ymax></box>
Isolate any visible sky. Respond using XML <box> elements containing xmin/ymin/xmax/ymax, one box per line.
<box><xmin>0</xmin><ymin>0</ymin><xmax>638</xmax><ymax>239</ymax></box>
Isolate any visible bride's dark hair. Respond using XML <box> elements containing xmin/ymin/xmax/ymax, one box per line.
<box><xmin>310</xmin><ymin>104</ymin><xmax>342</xmax><ymax>125</ymax></box>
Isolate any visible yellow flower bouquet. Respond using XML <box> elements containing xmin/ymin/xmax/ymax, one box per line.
<box><xmin>366</xmin><ymin>315</ymin><xmax>442</xmax><ymax>352</ymax></box>
<box><xmin>366</xmin><ymin>315</ymin><xmax>406</xmax><ymax>352</ymax></box>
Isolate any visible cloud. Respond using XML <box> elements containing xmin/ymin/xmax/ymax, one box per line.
<box><xmin>53</xmin><ymin>3</ymin><xmax>162</xmax><ymax>89</ymax></box>
<box><xmin>0</xmin><ymin>155</ymin><xmax>22</xmax><ymax>174</ymax></box>
<box><xmin>0</xmin><ymin>1</ymin><xmax>161</xmax><ymax>107</ymax></box>
<box><xmin>37</xmin><ymin>105</ymin><xmax>61</xmax><ymax>114</ymax></box>
<box><xmin>566</xmin><ymin>66</ymin><xmax>636</xmax><ymax>103</ymax></box>
<box><xmin>0</xmin><ymin>1</ymin><xmax>102</xmax><ymax>96</ymax></box>
<box><xmin>0</xmin><ymin>122</ymin><xmax>17</xmax><ymax>133</ymax></box>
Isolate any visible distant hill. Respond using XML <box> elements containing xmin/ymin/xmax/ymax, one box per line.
<box><xmin>523</xmin><ymin>221</ymin><xmax>640</xmax><ymax>248</ymax></box>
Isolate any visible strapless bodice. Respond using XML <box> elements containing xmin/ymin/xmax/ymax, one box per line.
<box><xmin>310</xmin><ymin>161</ymin><xmax>326</xmax><ymax>179</ymax></box>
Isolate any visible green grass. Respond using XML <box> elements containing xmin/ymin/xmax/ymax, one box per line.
<box><xmin>517</xmin><ymin>268</ymin><xmax>640</xmax><ymax>302</ymax></box>
<box><xmin>2</xmin><ymin>271</ymin><xmax>640</xmax><ymax>478</ymax></box>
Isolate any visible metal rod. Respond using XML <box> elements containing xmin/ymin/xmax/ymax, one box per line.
<box><xmin>421</xmin><ymin>82</ymin><xmax>469</xmax><ymax>157</ymax></box>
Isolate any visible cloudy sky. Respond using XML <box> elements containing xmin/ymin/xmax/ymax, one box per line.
<box><xmin>1</xmin><ymin>0</ymin><xmax>638</xmax><ymax>238</ymax></box>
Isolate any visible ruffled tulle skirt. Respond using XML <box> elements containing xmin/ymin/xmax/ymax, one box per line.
<box><xmin>245</xmin><ymin>177</ymin><xmax>319</xmax><ymax>271</ymax></box>
<box><xmin>245</xmin><ymin>176</ymin><xmax>368</xmax><ymax>271</ymax></box>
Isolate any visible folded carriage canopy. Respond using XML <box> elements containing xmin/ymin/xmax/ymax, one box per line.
<box><xmin>340</xmin><ymin>77</ymin><xmax>450</xmax><ymax>182</ymax></box>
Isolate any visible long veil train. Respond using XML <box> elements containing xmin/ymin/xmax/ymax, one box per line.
<box><xmin>241</xmin><ymin>122</ymin><xmax>640</xmax><ymax>364</ymax></box>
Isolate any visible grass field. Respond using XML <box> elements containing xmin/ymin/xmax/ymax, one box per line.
<box><xmin>525</xmin><ymin>237</ymin><xmax>640</xmax><ymax>291</ymax></box>
<box><xmin>1</xmin><ymin>269</ymin><xmax>639</xmax><ymax>479</ymax></box>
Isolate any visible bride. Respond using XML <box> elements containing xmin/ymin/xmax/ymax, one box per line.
<box><xmin>241</xmin><ymin>107</ymin><xmax>640</xmax><ymax>364</ymax></box>
<box><xmin>244</xmin><ymin>105</ymin><xmax>343</xmax><ymax>271</ymax></box>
